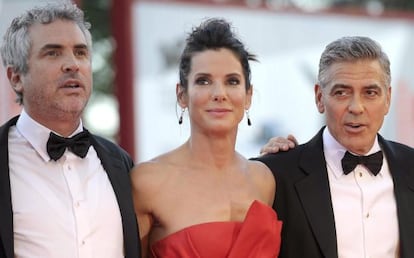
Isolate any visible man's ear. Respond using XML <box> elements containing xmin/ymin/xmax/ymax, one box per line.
<box><xmin>384</xmin><ymin>86</ymin><xmax>391</xmax><ymax>115</ymax></box>
<box><xmin>315</xmin><ymin>84</ymin><xmax>325</xmax><ymax>113</ymax></box>
<box><xmin>7</xmin><ymin>67</ymin><xmax>23</xmax><ymax>95</ymax></box>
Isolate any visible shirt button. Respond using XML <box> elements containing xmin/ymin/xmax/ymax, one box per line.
<box><xmin>81</xmin><ymin>240</ymin><xmax>86</xmax><ymax>245</ymax></box>
<box><xmin>75</xmin><ymin>202</ymin><xmax>80</xmax><ymax>208</ymax></box>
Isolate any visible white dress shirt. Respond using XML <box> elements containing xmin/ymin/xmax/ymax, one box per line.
<box><xmin>9</xmin><ymin>110</ymin><xmax>124</xmax><ymax>258</ymax></box>
<box><xmin>323</xmin><ymin>128</ymin><xmax>399</xmax><ymax>258</ymax></box>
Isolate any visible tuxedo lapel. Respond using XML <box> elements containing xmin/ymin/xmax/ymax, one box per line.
<box><xmin>0</xmin><ymin>116</ymin><xmax>18</xmax><ymax>258</ymax></box>
<box><xmin>91</xmin><ymin>136</ymin><xmax>128</xmax><ymax>199</ymax></box>
<box><xmin>295</xmin><ymin>129</ymin><xmax>338</xmax><ymax>258</ymax></box>
<box><xmin>379</xmin><ymin>137</ymin><xmax>414</xmax><ymax>257</ymax></box>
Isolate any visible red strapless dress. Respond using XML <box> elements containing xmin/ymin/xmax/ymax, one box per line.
<box><xmin>150</xmin><ymin>200</ymin><xmax>282</xmax><ymax>258</ymax></box>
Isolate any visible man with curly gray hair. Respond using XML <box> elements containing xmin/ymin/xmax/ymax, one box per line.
<box><xmin>0</xmin><ymin>2</ymin><xmax>140</xmax><ymax>258</ymax></box>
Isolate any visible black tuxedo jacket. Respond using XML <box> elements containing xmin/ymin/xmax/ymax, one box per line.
<box><xmin>0</xmin><ymin>116</ymin><xmax>140</xmax><ymax>258</ymax></box>
<box><xmin>255</xmin><ymin>127</ymin><xmax>414</xmax><ymax>258</ymax></box>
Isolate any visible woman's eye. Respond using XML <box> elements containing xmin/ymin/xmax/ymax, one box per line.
<box><xmin>228</xmin><ymin>78</ymin><xmax>240</xmax><ymax>85</ymax></box>
<box><xmin>195</xmin><ymin>78</ymin><xmax>209</xmax><ymax>85</ymax></box>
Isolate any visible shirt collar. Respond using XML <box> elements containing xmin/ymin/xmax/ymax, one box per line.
<box><xmin>16</xmin><ymin>109</ymin><xmax>84</xmax><ymax>162</ymax></box>
<box><xmin>323</xmin><ymin>127</ymin><xmax>381</xmax><ymax>177</ymax></box>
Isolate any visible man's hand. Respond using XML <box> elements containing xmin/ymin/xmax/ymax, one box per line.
<box><xmin>260</xmin><ymin>134</ymin><xmax>298</xmax><ymax>155</ymax></box>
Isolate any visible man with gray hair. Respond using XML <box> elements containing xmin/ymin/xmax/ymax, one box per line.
<box><xmin>0</xmin><ymin>2</ymin><xmax>140</xmax><ymax>258</ymax></box>
<box><xmin>256</xmin><ymin>36</ymin><xmax>414</xmax><ymax>257</ymax></box>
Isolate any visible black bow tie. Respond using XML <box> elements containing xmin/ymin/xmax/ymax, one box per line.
<box><xmin>341</xmin><ymin>150</ymin><xmax>383</xmax><ymax>176</ymax></box>
<box><xmin>46</xmin><ymin>130</ymin><xmax>91</xmax><ymax>161</ymax></box>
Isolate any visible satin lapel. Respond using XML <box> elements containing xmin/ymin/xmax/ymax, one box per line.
<box><xmin>0</xmin><ymin>116</ymin><xmax>19</xmax><ymax>258</ymax></box>
<box><xmin>295</xmin><ymin>129</ymin><xmax>338</xmax><ymax>258</ymax></box>
<box><xmin>379</xmin><ymin>136</ymin><xmax>414</xmax><ymax>258</ymax></box>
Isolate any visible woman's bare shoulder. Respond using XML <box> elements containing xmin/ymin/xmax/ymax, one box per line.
<box><xmin>248</xmin><ymin>159</ymin><xmax>275</xmax><ymax>178</ymax></box>
<box><xmin>247</xmin><ymin>159</ymin><xmax>276</xmax><ymax>205</ymax></box>
<box><xmin>130</xmin><ymin>150</ymin><xmax>180</xmax><ymax>192</ymax></box>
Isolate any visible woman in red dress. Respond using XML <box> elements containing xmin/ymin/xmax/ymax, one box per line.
<box><xmin>131</xmin><ymin>18</ymin><xmax>282</xmax><ymax>258</ymax></box>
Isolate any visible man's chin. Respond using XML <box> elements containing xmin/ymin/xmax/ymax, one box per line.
<box><xmin>343</xmin><ymin>141</ymin><xmax>374</xmax><ymax>155</ymax></box>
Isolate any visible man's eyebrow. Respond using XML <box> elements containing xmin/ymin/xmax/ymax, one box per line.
<box><xmin>74</xmin><ymin>43</ymin><xmax>88</xmax><ymax>49</ymax></box>
<box><xmin>39</xmin><ymin>43</ymin><xmax>88</xmax><ymax>51</ymax></box>
<box><xmin>330</xmin><ymin>83</ymin><xmax>351</xmax><ymax>90</ymax></box>
<box><xmin>40</xmin><ymin>44</ymin><xmax>63</xmax><ymax>51</ymax></box>
<box><xmin>364</xmin><ymin>84</ymin><xmax>382</xmax><ymax>89</ymax></box>
<box><xmin>329</xmin><ymin>83</ymin><xmax>382</xmax><ymax>92</ymax></box>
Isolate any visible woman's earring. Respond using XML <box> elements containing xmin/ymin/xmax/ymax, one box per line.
<box><xmin>178</xmin><ymin>108</ymin><xmax>185</xmax><ymax>125</ymax></box>
<box><xmin>246</xmin><ymin>110</ymin><xmax>252</xmax><ymax>126</ymax></box>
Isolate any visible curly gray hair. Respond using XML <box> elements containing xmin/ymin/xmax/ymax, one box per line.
<box><xmin>0</xmin><ymin>1</ymin><xmax>92</xmax><ymax>104</ymax></box>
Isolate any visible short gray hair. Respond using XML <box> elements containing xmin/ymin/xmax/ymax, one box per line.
<box><xmin>318</xmin><ymin>36</ymin><xmax>391</xmax><ymax>88</ymax></box>
<box><xmin>0</xmin><ymin>1</ymin><xmax>91</xmax><ymax>104</ymax></box>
